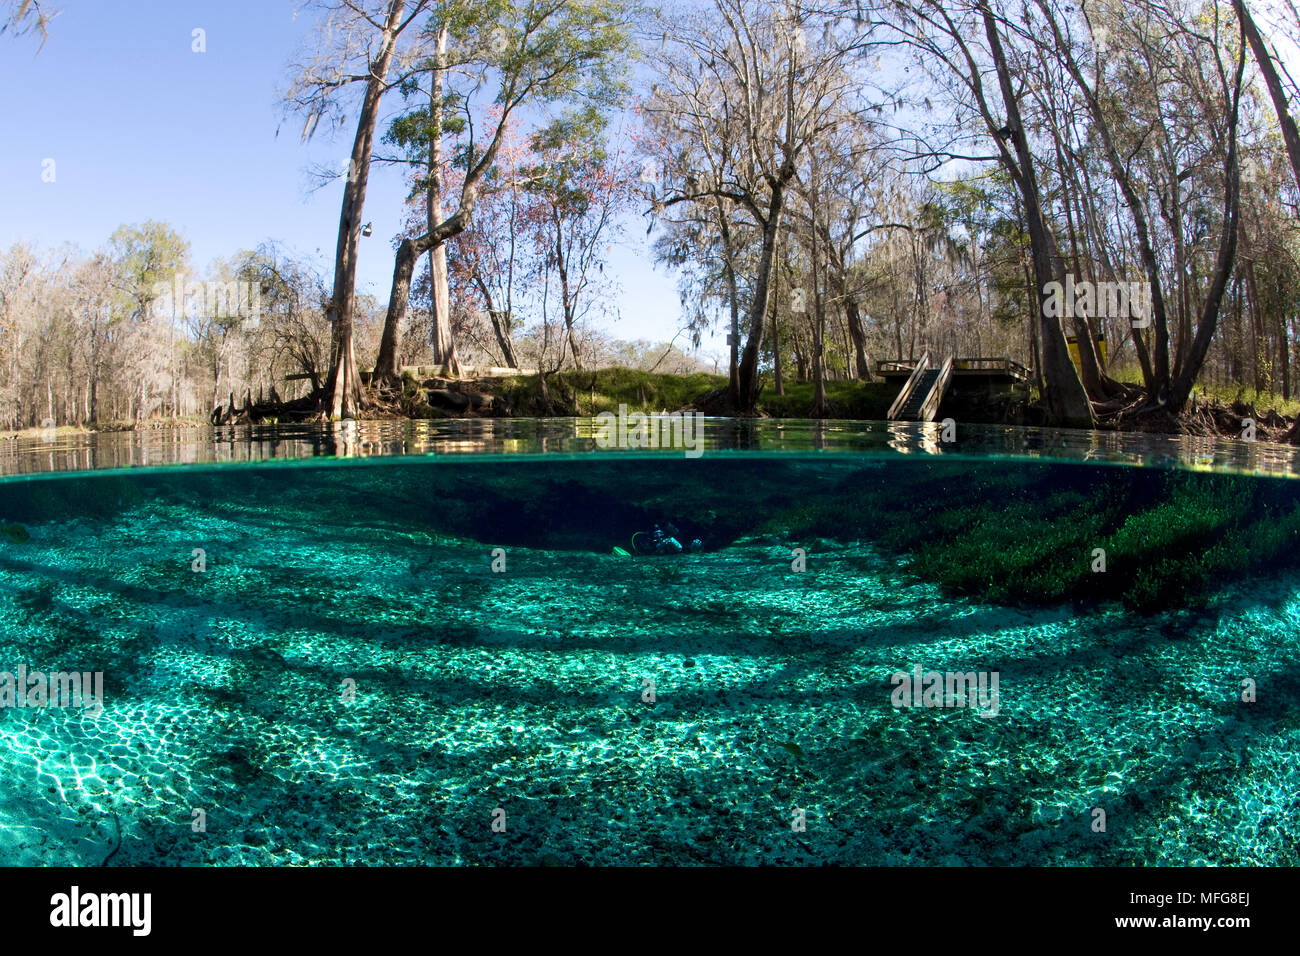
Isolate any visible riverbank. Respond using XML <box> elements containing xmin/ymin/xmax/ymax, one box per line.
<box><xmin>347</xmin><ymin>367</ymin><xmax>1300</xmax><ymax>444</ymax></box>
<box><xmin>216</xmin><ymin>367</ymin><xmax>1300</xmax><ymax>445</ymax></box>
<box><xmin>7</xmin><ymin>368</ymin><xmax>1299</xmax><ymax>445</ymax></box>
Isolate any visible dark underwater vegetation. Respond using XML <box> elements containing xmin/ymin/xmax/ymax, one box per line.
<box><xmin>1</xmin><ymin>451</ymin><xmax>1298</xmax><ymax>865</ymax></box>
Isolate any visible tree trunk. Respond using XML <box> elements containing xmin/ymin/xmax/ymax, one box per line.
<box><xmin>771</xmin><ymin>262</ymin><xmax>784</xmax><ymax>396</ymax></box>
<box><xmin>1246</xmin><ymin>258</ymin><xmax>1265</xmax><ymax>393</ymax></box>
<box><xmin>809</xmin><ymin>174</ymin><xmax>829</xmax><ymax>419</ymax></box>
<box><xmin>376</xmin><ymin>237</ymin><xmax>425</xmax><ymax>385</ymax></box>
<box><xmin>471</xmin><ymin>270</ymin><xmax>517</xmax><ymax>366</ymax></box>
<box><xmin>322</xmin><ymin>0</ymin><xmax>406</xmax><ymax>419</ymax></box>
<box><xmin>1040</xmin><ymin>0</ymin><xmax>1176</xmax><ymax>400</ymax></box>
<box><xmin>428</xmin><ymin>247</ymin><xmax>457</xmax><ymax>373</ymax></box>
<box><xmin>491</xmin><ymin>313</ymin><xmax>519</xmax><ymax>368</ymax></box>
<box><xmin>736</xmin><ymin>180</ymin><xmax>789</xmax><ymax>412</ymax></box>
<box><xmin>1279</xmin><ymin>308</ymin><xmax>1292</xmax><ymax>402</ymax></box>
<box><xmin>374</xmin><ymin>43</ymin><xmax>518</xmax><ymax>388</ymax></box>
<box><xmin>1055</xmin><ymin>134</ymin><xmax>1110</xmax><ymax>401</ymax></box>
<box><xmin>982</xmin><ymin>3</ymin><xmax>1092</xmax><ymax>426</ymax></box>
<box><xmin>718</xmin><ymin>201</ymin><xmax>740</xmax><ymax>400</ymax></box>
<box><xmin>425</xmin><ymin>25</ymin><xmax>459</xmax><ymax>378</ymax></box>
<box><xmin>552</xmin><ymin>206</ymin><xmax>582</xmax><ymax>370</ymax></box>
<box><xmin>1237</xmin><ymin>0</ymin><xmax>1300</xmax><ymax>196</ymax></box>
<box><xmin>845</xmin><ymin>296</ymin><xmax>871</xmax><ymax>381</ymax></box>
<box><xmin>1168</xmin><ymin>47</ymin><xmax>1245</xmax><ymax>412</ymax></box>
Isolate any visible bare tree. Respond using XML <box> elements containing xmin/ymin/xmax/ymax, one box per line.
<box><xmin>646</xmin><ymin>0</ymin><xmax>875</xmax><ymax>411</ymax></box>
<box><xmin>1</xmin><ymin>0</ymin><xmax>54</xmax><ymax>45</ymax></box>
<box><xmin>286</xmin><ymin>0</ymin><xmax>432</xmax><ymax>419</ymax></box>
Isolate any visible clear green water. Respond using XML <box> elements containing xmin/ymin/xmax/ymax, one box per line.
<box><xmin>0</xmin><ymin>422</ymin><xmax>1298</xmax><ymax>865</ymax></box>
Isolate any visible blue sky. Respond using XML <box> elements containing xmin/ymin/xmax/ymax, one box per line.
<box><xmin>0</xmin><ymin>0</ymin><xmax>698</xmax><ymax>355</ymax></box>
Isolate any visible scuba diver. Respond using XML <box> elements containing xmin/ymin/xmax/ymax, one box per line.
<box><xmin>617</xmin><ymin>522</ymin><xmax>703</xmax><ymax>556</ymax></box>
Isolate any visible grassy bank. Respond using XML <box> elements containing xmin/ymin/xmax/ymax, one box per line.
<box><xmin>435</xmin><ymin>367</ymin><xmax>897</xmax><ymax>419</ymax></box>
<box><xmin>496</xmin><ymin>368</ymin><xmax>726</xmax><ymax>416</ymax></box>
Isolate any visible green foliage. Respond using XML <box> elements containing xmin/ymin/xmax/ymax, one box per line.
<box><xmin>760</xmin><ymin>381</ymin><xmax>896</xmax><ymax>419</ymax></box>
<box><xmin>1187</xmin><ymin>381</ymin><xmax>1300</xmax><ymax>419</ymax></box>
<box><xmin>107</xmin><ymin>221</ymin><xmax>191</xmax><ymax>317</ymax></box>
<box><xmin>384</xmin><ymin>0</ymin><xmax>634</xmax><ymax>196</ymax></box>
<box><xmin>499</xmin><ymin>367</ymin><xmax>725</xmax><ymax>415</ymax></box>
<box><xmin>494</xmin><ymin>0</ymin><xmax>634</xmax><ymax>110</ymax></box>
<box><xmin>760</xmin><ymin>462</ymin><xmax>1300</xmax><ymax>612</ymax></box>
<box><xmin>524</xmin><ymin>105</ymin><xmax>612</xmax><ymax>210</ymax></box>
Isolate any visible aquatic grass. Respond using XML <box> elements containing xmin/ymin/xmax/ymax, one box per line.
<box><xmin>754</xmin><ymin>462</ymin><xmax>1300</xmax><ymax>611</ymax></box>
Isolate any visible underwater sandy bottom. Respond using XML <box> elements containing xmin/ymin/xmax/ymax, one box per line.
<box><xmin>0</xmin><ymin>490</ymin><xmax>1298</xmax><ymax>866</ymax></box>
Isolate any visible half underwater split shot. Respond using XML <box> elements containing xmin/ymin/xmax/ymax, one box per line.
<box><xmin>1</xmin><ymin>420</ymin><xmax>1298</xmax><ymax>867</ymax></box>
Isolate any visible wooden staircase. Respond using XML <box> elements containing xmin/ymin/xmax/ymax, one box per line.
<box><xmin>886</xmin><ymin>352</ymin><xmax>955</xmax><ymax>422</ymax></box>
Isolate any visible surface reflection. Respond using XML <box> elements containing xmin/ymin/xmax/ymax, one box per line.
<box><xmin>0</xmin><ymin>417</ymin><xmax>1298</xmax><ymax>479</ymax></box>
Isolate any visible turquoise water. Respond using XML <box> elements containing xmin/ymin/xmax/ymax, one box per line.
<box><xmin>1</xmin><ymin>422</ymin><xmax>1298</xmax><ymax>865</ymax></box>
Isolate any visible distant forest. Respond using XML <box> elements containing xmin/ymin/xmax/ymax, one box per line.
<box><xmin>3</xmin><ymin>0</ymin><xmax>1300</xmax><ymax>429</ymax></box>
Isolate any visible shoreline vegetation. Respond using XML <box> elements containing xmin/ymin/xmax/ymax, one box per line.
<box><xmin>6</xmin><ymin>368</ymin><xmax>1299</xmax><ymax>446</ymax></box>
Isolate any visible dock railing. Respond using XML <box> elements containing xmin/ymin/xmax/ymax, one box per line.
<box><xmin>951</xmin><ymin>357</ymin><xmax>1031</xmax><ymax>380</ymax></box>
<box><xmin>885</xmin><ymin>350</ymin><xmax>931</xmax><ymax>420</ymax></box>
<box><xmin>918</xmin><ymin>354</ymin><xmax>954</xmax><ymax>422</ymax></box>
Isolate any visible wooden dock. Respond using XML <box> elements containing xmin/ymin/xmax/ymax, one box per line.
<box><xmin>879</xmin><ymin>355</ymin><xmax>1031</xmax><ymax>421</ymax></box>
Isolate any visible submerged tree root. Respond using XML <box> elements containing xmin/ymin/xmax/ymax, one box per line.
<box><xmin>211</xmin><ymin>386</ymin><xmax>318</xmax><ymax>425</ymax></box>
